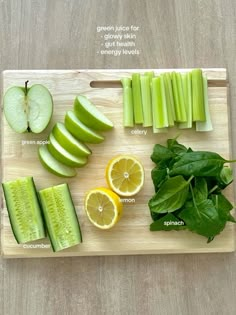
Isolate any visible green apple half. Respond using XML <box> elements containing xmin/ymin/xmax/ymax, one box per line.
<box><xmin>38</xmin><ymin>145</ymin><xmax>76</xmax><ymax>178</ymax></box>
<box><xmin>65</xmin><ymin>110</ymin><xmax>104</xmax><ymax>144</ymax></box>
<box><xmin>48</xmin><ymin>133</ymin><xmax>88</xmax><ymax>167</ymax></box>
<box><xmin>3</xmin><ymin>82</ymin><xmax>53</xmax><ymax>133</ymax></box>
<box><xmin>74</xmin><ymin>95</ymin><xmax>113</xmax><ymax>131</ymax></box>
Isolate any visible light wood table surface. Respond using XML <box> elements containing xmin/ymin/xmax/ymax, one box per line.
<box><xmin>0</xmin><ymin>1</ymin><xmax>235</xmax><ymax>314</ymax></box>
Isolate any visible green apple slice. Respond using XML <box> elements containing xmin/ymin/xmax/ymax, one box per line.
<box><xmin>38</xmin><ymin>145</ymin><xmax>76</xmax><ymax>178</ymax></box>
<box><xmin>74</xmin><ymin>95</ymin><xmax>113</xmax><ymax>131</ymax></box>
<box><xmin>52</xmin><ymin>122</ymin><xmax>91</xmax><ymax>157</ymax></box>
<box><xmin>3</xmin><ymin>83</ymin><xmax>53</xmax><ymax>133</ymax></box>
<box><xmin>48</xmin><ymin>133</ymin><xmax>88</xmax><ymax>167</ymax></box>
<box><xmin>65</xmin><ymin>110</ymin><xmax>104</xmax><ymax>144</ymax></box>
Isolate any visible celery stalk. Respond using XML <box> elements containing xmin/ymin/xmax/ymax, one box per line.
<box><xmin>144</xmin><ymin>71</ymin><xmax>154</xmax><ymax>84</ymax></box>
<box><xmin>164</xmin><ymin>73</ymin><xmax>176</xmax><ymax>121</ymax></box>
<box><xmin>192</xmin><ymin>69</ymin><xmax>206</xmax><ymax>121</ymax></box>
<box><xmin>163</xmin><ymin>73</ymin><xmax>174</xmax><ymax>126</ymax></box>
<box><xmin>196</xmin><ymin>75</ymin><xmax>213</xmax><ymax>131</ymax></box>
<box><xmin>179</xmin><ymin>72</ymin><xmax>192</xmax><ymax>129</ymax></box>
<box><xmin>172</xmin><ymin>72</ymin><xmax>187</xmax><ymax>122</ymax></box>
<box><xmin>121</xmin><ymin>78</ymin><xmax>134</xmax><ymax>127</ymax></box>
<box><xmin>152</xmin><ymin>77</ymin><xmax>168</xmax><ymax>130</ymax></box>
<box><xmin>148</xmin><ymin>72</ymin><xmax>166</xmax><ymax>133</ymax></box>
<box><xmin>132</xmin><ymin>73</ymin><xmax>143</xmax><ymax>124</ymax></box>
<box><xmin>140</xmin><ymin>75</ymin><xmax>153</xmax><ymax>127</ymax></box>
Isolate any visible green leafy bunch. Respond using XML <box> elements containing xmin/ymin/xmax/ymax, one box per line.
<box><xmin>149</xmin><ymin>138</ymin><xmax>236</xmax><ymax>242</ymax></box>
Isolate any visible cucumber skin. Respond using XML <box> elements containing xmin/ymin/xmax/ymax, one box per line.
<box><xmin>38</xmin><ymin>183</ymin><xmax>82</xmax><ymax>252</ymax></box>
<box><xmin>2</xmin><ymin>184</ymin><xmax>20</xmax><ymax>244</ymax></box>
<box><xmin>2</xmin><ymin>177</ymin><xmax>46</xmax><ymax>244</ymax></box>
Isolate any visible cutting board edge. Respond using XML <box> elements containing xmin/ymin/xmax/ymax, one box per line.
<box><xmin>1</xmin><ymin>245</ymin><xmax>235</xmax><ymax>259</ymax></box>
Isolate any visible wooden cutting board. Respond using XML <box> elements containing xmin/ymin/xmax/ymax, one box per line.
<box><xmin>1</xmin><ymin>69</ymin><xmax>235</xmax><ymax>258</ymax></box>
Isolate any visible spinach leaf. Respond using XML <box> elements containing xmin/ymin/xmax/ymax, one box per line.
<box><xmin>148</xmin><ymin>175</ymin><xmax>190</xmax><ymax>213</ymax></box>
<box><xmin>150</xmin><ymin>213</ymin><xmax>186</xmax><ymax>231</ymax></box>
<box><xmin>169</xmin><ymin>151</ymin><xmax>226</xmax><ymax>177</ymax></box>
<box><xmin>210</xmin><ymin>193</ymin><xmax>235</xmax><ymax>222</ymax></box>
<box><xmin>150</xmin><ymin>211</ymin><xmax>166</xmax><ymax>221</ymax></box>
<box><xmin>167</xmin><ymin>138</ymin><xmax>188</xmax><ymax>155</ymax></box>
<box><xmin>151</xmin><ymin>144</ymin><xmax>175</xmax><ymax>164</ymax></box>
<box><xmin>193</xmin><ymin>177</ymin><xmax>208</xmax><ymax>203</ymax></box>
<box><xmin>228</xmin><ymin>214</ymin><xmax>236</xmax><ymax>223</ymax></box>
<box><xmin>217</xmin><ymin>166</ymin><xmax>233</xmax><ymax>189</ymax></box>
<box><xmin>151</xmin><ymin>167</ymin><xmax>168</xmax><ymax>192</ymax></box>
<box><xmin>178</xmin><ymin>199</ymin><xmax>226</xmax><ymax>239</ymax></box>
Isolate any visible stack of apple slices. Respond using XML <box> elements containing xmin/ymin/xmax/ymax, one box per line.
<box><xmin>38</xmin><ymin>95</ymin><xmax>114</xmax><ymax>177</ymax></box>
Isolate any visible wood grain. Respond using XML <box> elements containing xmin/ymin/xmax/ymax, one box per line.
<box><xmin>1</xmin><ymin>68</ymin><xmax>234</xmax><ymax>258</ymax></box>
<box><xmin>0</xmin><ymin>1</ymin><xmax>236</xmax><ymax>315</ymax></box>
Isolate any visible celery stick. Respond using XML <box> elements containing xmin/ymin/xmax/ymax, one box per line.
<box><xmin>172</xmin><ymin>72</ymin><xmax>187</xmax><ymax>122</ymax></box>
<box><xmin>164</xmin><ymin>73</ymin><xmax>176</xmax><ymax>121</ymax></box>
<box><xmin>144</xmin><ymin>71</ymin><xmax>154</xmax><ymax>85</ymax></box>
<box><xmin>121</xmin><ymin>78</ymin><xmax>134</xmax><ymax>127</ymax></box>
<box><xmin>140</xmin><ymin>75</ymin><xmax>153</xmax><ymax>127</ymax></box>
<box><xmin>179</xmin><ymin>72</ymin><xmax>192</xmax><ymax>129</ymax></box>
<box><xmin>192</xmin><ymin>69</ymin><xmax>206</xmax><ymax>121</ymax></box>
<box><xmin>162</xmin><ymin>73</ymin><xmax>174</xmax><ymax>126</ymax></box>
<box><xmin>132</xmin><ymin>73</ymin><xmax>143</xmax><ymax>124</ymax></box>
<box><xmin>152</xmin><ymin>77</ymin><xmax>168</xmax><ymax>130</ymax></box>
<box><xmin>196</xmin><ymin>75</ymin><xmax>213</xmax><ymax>131</ymax></box>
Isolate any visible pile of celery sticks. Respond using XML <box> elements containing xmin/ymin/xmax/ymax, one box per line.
<box><xmin>121</xmin><ymin>69</ymin><xmax>212</xmax><ymax>132</ymax></box>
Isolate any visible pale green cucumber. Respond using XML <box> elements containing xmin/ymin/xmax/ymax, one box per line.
<box><xmin>38</xmin><ymin>183</ymin><xmax>82</xmax><ymax>252</ymax></box>
<box><xmin>2</xmin><ymin>177</ymin><xmax>46</xmax><ymax>243</ymax></box>
<box><xmin>38</xmin><ymin>145</ymin><xmax>76</xmax><ymax>178</ymax></box>
<box><xmin>52</xmin><ymin>122</ymin><xmax>91</xmax><ymax>157</ymax></box>
<box><xmin>65</xmin><ymin>110</ymin><xmax>104</xmax><ymax>144</ymax></box>
<box><xmin>48</xmin><ymin>133</ymin><xmax>88</xmax><ymax>167</ymax></box>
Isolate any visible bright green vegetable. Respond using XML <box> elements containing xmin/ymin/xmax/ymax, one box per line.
<box><xmin>38</xmin><ymin>183</ymin><xmax>82</xmax><ymax>252</ymax></box>
<box><xmin>121</xmin><ymin>69</ymin><xmax>213</xmax><ymax>132</ymax></box>
<box><xmin>121</xmin><ymin>78</ymin><xmax>134</xmax><ymax>127</ymax></box>
<box><xmin>148</xmin><ymin>175</ymin><xmax>192</xmax><ymax>213</ymax></box>
<box><xmin>169</xmin><ymin>151</ymin><xmax>232</xmax><ymax>177</ymax></box>
<box><xmin>164</xmin><ymin>73</ymin><xmax>176</xmax><ymax>122</ymax></box>
<box><xmin>163</xmin><ymin>74</ymin><xmax>174</xmax><ymax>126</ymax></box>
<box><xmin>132</xmin><ymin>73</ymin><xmax>143</xmax><ymax>124</ymax></box>
<box><xmin>172</xmin><ymin>72</ymin><xmax>187</xmax><ymax>122</ymax></box>
<box><xmin>140</xmin><ymin>75</ymin><xmax>152</xmax><ymax>127</ymax></box>
<box><xmin>149</xmin><ymin>138</ymin><xmax>236</xmax><ymax>242</ymax></box>
<box><xmin>151</xmin><ymin>77</ymin><xmax>168</xmax><ymax>129</ymax></box>
<box><xmin>179</xmin><ymin>72</ymin><xmax>192</xmax><ymax>129</ymax></box>
<box><xmin>192</xmin><ymin>69</ymin><xmax>206</xmax><ymax>121</ymax></box>
<box><xmin>196</xmin><ymin>75</ymin><xmax>213</xmax><ymax>131</ymax></box>
<box><xmin>2</xmin><ymin>177</ymin><xmax>46</xmax><ymax>244</ymax></box>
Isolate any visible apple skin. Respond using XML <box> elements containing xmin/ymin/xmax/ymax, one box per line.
<box><xmin>64</xmin><ymin>110</ymin><xmax>104</xmax><ymax>144</ymax></box>
<box><xmin>74</xmin><ymin>95</ymin><xmax>113</xmax><ymax>131</ymax></box>
<box><xmin>38</xmin><ymin>145</ymin><xmax>77</xmax><ymax>178</ymax></box>
<box><xmin>47</xmin><ymin>133</ymin><xmax>88</xmax><ymax>167</ymax></box>
<box><xmin>52</xmin><ymin>122</ymin><xmax>91</xmax><ymax>157</ymax></box>
<box><xmin>3</xmin><ymin>83</ymin><xmax>53</xmax><ymax>134</ymax></box>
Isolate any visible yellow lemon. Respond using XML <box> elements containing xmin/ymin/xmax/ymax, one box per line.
<box><xmin>106</xmin><ymin>155</ymin><xmax>145</xmax><ymax>196</ymax></box>
<box><xmin>84</xmin><ymin>187</ymin><xmax>123</xmax><ymax>229</ymax></box>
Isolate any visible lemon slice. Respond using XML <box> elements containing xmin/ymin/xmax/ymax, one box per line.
<box><xmin>106</xmin><ymin>155</ymin><xmax>145</xmax><ymax>196</ymax></box>
<box><xmin>84</xmin><ymin>187</ymin><xmax>123</xmax><ymax>229</ymax></box>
